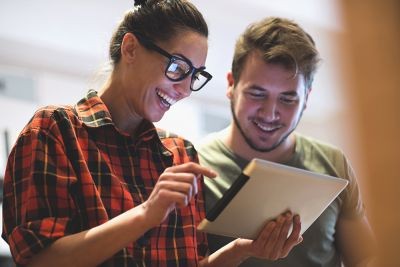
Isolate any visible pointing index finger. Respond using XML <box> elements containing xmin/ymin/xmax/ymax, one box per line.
<box><xmin>165</xmin><ymin>162</ymin><xmax>218</xmax><ymax>178</ymax></box>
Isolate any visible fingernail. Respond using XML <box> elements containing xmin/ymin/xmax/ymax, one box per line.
<box><xmin>209</xmin><ymin>169</ymin><xmax>218</xmax><ymax>176</ymax></box>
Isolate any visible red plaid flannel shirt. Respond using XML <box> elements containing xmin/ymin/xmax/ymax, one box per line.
<box><xmin>2</xmin><ymin>90</ymin><xmax>208</xmax><ymax>266</ymax></box>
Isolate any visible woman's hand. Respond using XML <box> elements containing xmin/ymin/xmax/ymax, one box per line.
<box><xmin>141</xmin><ymin>162</ymin><xmax>217</xmax><ymax>227</ymax></box>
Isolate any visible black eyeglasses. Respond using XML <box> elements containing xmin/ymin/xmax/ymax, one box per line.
<box><xmin>133</xmin><ymin>32</ymin><xmax>212</xmax><ymax>91</ymax></box>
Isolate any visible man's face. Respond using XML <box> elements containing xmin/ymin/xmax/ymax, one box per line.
<box><xmin>228</xmin><ymin>51</ymin><xmax>310</xmax><ymax>152</ymax></box>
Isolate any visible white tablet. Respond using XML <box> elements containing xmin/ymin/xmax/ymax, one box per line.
<box><xmin>197</xmin><ymin>158</ymin><xmax>348</xmax><ymax>239</ymax></box>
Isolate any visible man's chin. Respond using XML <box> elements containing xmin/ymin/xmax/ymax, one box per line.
<box><xmin>246</xmin><ymin>136</ymin><xmax>287</xmax><ymax>153</ymax></box>
<box><xmin>249</xmin><ymin>144</ymin><xmax>278</xmax><ymax>153</ymax></box>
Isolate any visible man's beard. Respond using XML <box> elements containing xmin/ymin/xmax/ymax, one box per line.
<box><xmin>230</xmin><ymin>100</ymin><xmax>303</xmax><ymax>153</ymax></box>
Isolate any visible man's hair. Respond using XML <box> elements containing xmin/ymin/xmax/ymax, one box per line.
<box><xmin>109</xmin><ymin>0</ymin><xmax>208</xmax><ymax>65</ymax></box>
<box><xmin>231</xmin><ymin>17</ymin><xmax>320</xmax><ymax>89</ymax></box>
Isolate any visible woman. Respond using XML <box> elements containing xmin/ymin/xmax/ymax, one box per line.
<box><xmin>2</xmin><ymin>1</ymin><xmax>300</xmax><ymax>266</ymax></box>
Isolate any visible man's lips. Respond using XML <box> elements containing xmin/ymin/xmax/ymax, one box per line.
<box><xmin>253</xmin><ymin>120</ymin><xmax>282</xmax><ymax>132</ymax></box>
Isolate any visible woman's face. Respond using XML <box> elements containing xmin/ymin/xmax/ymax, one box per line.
<box><xmin>121</xmin><ymin>30</ymin><xmax>209</xmax><ymax>123</ymax></box>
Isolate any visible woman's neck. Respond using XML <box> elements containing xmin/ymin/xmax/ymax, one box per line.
<box><xmin>99</xmin><ymin>75</ymin><xmax>143</xmax><ymax>135</ymax></box>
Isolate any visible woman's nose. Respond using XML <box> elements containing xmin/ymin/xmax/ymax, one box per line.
<box><xmin>173</xmin><ymin>76</ymin><xmax>192</xmax><ymax>98</ymax></box>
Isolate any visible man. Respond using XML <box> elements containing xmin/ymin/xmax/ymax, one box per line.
<box><xmin>198</xmin><ymin>17</ymin><xmax>375</xmax><ymax>266</ymax></box>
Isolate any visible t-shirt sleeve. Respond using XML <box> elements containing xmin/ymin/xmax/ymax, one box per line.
<box><xmin>2</xmin><ymin>125</ymin><xmax>77</xmax><ymax>265</ymax></box>
<box><xmin>339</xmin><ymin>155</ymin><xmax>365</xmax><ymax>219</ymax></box>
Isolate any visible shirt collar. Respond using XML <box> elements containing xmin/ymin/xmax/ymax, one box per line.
<box><xmin>75</xmin><ymin>89</ymin><xmax>114</xmax><ymax>127</ymax></box>
<box><xmin>75</xmin><ymin>90</ymin><xmax>171</xmax><ymax>156</ymax></box>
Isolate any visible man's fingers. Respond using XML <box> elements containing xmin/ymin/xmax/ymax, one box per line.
<box><xmin>250</xmin><ymin>220</ymin><xmax>276</xmax><ymax>256</ymax></box>
<box><xmin>271</xmin><ymin>212</ymin><xmax>293</xmax><ymax>258</ymax></box>
<box><xmin>254</xmin><ymin>215</ymin><xmax>285</xmax><ymax>260</ymax></box>
<box><xmin>257</xmin><ymin>220</ymin><xmax>276</xmax><ymax>244</ymax></box>
<box><xmin>288</xmin><ymin>214</ymin><xmax>302</xmax><ymax>241</ymax></box>
<box><xmin>281</xmin><ymin>215</ymin><xmax>302</xmax><ymax>257</ymax></box>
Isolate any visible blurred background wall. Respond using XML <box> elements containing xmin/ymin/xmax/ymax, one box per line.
<box><xmin>340</xmin><ymin>0</ymin><xmax>400</xmax><ymax>266</ymax></box>
<box><xmin>1</xmin><ymin>0</ymin><xmax>398</xmax><ymax>265</ymax></box>
<box><xmin>0</xmin><ymin>0</ymin><xmax>350</xmax><ymax>173</ymax></box>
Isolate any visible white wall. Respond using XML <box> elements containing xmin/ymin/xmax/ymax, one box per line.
<box><xmin>0</xmin><ymin>0</ymin><xmax>350</xmax><ymax>149</ymax></box>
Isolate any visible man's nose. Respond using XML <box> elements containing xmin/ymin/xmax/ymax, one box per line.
<box><xmin>259</xmin><ymin>101</ymin><xmax>280</xmax><ymax>122</ymax></box>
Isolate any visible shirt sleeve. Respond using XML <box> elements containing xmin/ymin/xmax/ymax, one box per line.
<box><xmin>195</xmin><ymin>169</ymin><xmax>208</xmax><ymax>259</ymax></box>
<box><xmin>2</xmin><ymin>123</ymin><xmax>78</xmax><ymax>265</ymax></box>
<box><xmin>184</xmin><ymin>145</ymin><xmax>208</xmax><ymax>259</ymax></box>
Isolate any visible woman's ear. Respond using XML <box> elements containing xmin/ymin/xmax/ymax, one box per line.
<box><xmin>226</xmin><ymin>71</ymin><xmax>235</xmax><ymax>100</ymax></box>
<box><xmin>121</xmin><ymin>33</ymin><xmax>138</xmax><ymax>63</ymax></box>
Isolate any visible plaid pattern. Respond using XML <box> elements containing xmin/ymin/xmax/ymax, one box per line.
<box><xmin>2</xmin><ymin>90</ymin><xmax>207</xmax><ymax>266</ymax></box>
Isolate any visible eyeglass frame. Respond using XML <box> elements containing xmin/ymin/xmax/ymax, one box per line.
<box><xmin>132</xmin><ymin>32</ymin><xmax>212</xmax><ymax>91</ymax></box>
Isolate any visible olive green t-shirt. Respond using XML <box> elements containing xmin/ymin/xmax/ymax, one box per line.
<box><xmin>197</xmin><ymin>129</ymin><xmax>364</xmax><ymax>267</ymax></box>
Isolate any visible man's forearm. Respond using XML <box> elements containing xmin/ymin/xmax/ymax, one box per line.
<box><xmin>199</xmin><ymin>239</ymin><xmax>249</xmax><ymax>267</ymax></box>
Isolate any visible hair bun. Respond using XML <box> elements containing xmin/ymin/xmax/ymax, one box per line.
<box><xmin>134</xmin><ymin>0</ymin><xmax>148</xmax><ymax>6</ymax></box>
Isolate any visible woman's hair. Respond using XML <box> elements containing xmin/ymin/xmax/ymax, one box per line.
<box><xmin>231</xmin><ymin>17</ymin><xmax>320</xmax><ymax>89</ymax></box>
<box><xmin>109</xmin><ymin>0</ymin><xmax>208</xmax><ymax>65</ymax></box>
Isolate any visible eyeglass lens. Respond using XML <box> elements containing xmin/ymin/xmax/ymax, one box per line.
<box><xmin>191</xmin><ymin>72</ymin><xmax>209</xmax><ymax>91</ymax></box>
<box><xmin>166</xmin><ymin>58</ymin><xmax>190</xmax><ymax>80</ymax></box>
<box><xmin>165</xmin><ymin>57</ymin><xmax>210</xmax><ymax>91</ymax></box>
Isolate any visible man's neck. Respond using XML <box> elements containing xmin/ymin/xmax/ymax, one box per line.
<box><xmin>222</xmin><ymin>124</ymin><xmax>296</xmax><ymax>164</ymax></box>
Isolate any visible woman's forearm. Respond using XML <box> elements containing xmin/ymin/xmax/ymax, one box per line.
<box><xmin>27</xmin><ymin>204</ymin><xmax>151</xmax><ymax>267</ymax></box>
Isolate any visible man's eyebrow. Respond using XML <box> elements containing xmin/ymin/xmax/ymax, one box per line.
<box><xmin>247</xmin><ymin>85</ymin><xmax>298</xmax><ymax>95</ymax></box>
<box><xmin>281</xmin><ymin>91</ymin><xmax>299</xmax><ymax>96</ymax></box>
<box><xmin>247</xmin><ymin>85</ymin><xmax>267</xmax><ymax>91</ymax></box>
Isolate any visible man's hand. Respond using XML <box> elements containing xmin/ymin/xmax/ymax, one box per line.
<box><xmin>235</xmin><ymin>212</ymin><xmax>302</xmax><ymax>261</ymax></box>
<box><xmin>141</xmin><ymin>162</ymin><xmax>217</xmax><ymax>227</ymax></box>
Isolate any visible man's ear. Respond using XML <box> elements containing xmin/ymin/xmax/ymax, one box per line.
<box><xmin>304</xmin><ymin>87</ymin><xmax>312</xmax><ymax>109</ymax></box>
<box><xmin>121</xmin><ymin>33</ymin><xmax>138</xmax><ymax>63</ymax></box>
<box><xmin>226</xmin><ymin>71</ymin><xmax>235</xmax><ymax>100</ymax></box>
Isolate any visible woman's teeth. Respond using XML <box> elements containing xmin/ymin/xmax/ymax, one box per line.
<box><xmin>156</xmin><ymin>89</ymin><xmax>177</xmax><ymax>107</ymax></box>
